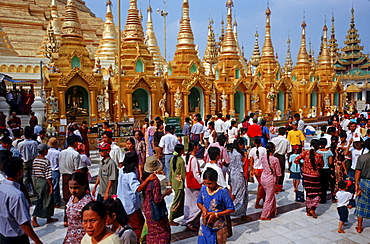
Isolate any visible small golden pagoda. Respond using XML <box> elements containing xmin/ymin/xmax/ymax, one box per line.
<box><xmin>0</xmin><ymin>23</ymin><xmax>19</xmax><ymax>56</ymax></box>
<box><xmin>111</xmin><ymin>0</ymin><xmax>163</xmax><ymax>122</ymax></box>
<box><xmin>44</xmin><ymin>0</ymin><xmax>103</xmax><ymax>125</ymax></box>
<box><xmin>167</xmin><ymin>0</ymin><xmax>210</xmax><ymax>118</ymax></box>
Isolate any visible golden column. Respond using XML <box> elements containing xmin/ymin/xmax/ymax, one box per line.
<box><xmin>90</xmin><ymin>90</ymin><xmax>97</xmax><ymax>119</ymax></box>
<box><xmin>204</xmin><ymin>91</ymin><xmax>211</xmax><ymax>116</ymax></box>
<box><xmin>150</xmin><ymin>90</ymin><xmax>157</xmax><ymax>119</ymax></box>
<box><xmin>127</xmin><ymin>91</ymin><xmax>133</xmax><ymax>117</ymax></box>
<box><xmin>184</xmin><ymin>91</ymin><xmax>190</xmax><ymax>118</ymax></box>
<box><xmin>59</xmin><ymin>90</ymin><xmax>66</xmax><ymax>120</ymax></box>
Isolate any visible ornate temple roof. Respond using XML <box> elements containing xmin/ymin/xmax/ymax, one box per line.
<box><xmin>328</xmin><ymin>14</ymin><xmax>339</xmax><ymax>65</ymax></box>
<box><xmin>334</xmin><ymin>8</ymin><xmax>370</xmax><ymax>75</ymax></box>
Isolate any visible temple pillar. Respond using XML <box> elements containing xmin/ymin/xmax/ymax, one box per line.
<box><xmin>150</xmin><ymin>91</ymin><xmax>157</xmax><ymax>119</ymax></box>
<box><xmin>339</xmin><ymin>93</ymin><xmax>343</xmax><ymax>111</ymax></box>
<box><xmin>170</xmin><ymin>93</ymin><xmax>174</xmax><ymax>116</ymax></box>
<box><xmin>318</xmin><ymin>93</ymin><xmax>322</xmax><ymax>116</ymax></box>
<box><xmin>127</xmin><ymin>92</ymin><xmax>133</xmax><ymax>117</ymax></box>
<box><xmin>285</xmin><ymin>92</ymin><xmax>289</xmax><ymax>118</ymax></box>
<box><xmin>90</xmin><ymin>90</ymin><xmax>97</xmax><ymax>119</ymax></box>
<box><xmin>204</xmin><ymin>91</ymin><xmax>210</xmax><ymax>116</ymax></box>
<box><xmin>245</xmin><ymin>92</ymin><xmax>251</xmax><ymax>111</ymax></box>
<box><xmin>229</xmin><ymin>93</ymin><xmax>234</xmax><ymax>116</ymax></box>
<box><xmin>184</xmin><ymin>91</ymin><xmax>190</xmax><ymax>118</ymax></box>
<box><xmin>59</xmin><ymin>90</ymin><xmax>66</xmax><ymax>120</ymax></box>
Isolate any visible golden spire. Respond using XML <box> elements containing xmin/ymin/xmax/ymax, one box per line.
<box><xmin>328</xmin><ymin>13</ymin><xmax>338</xmax><ymax>65</ymax></box>
<box><xmin>203</xmin><ymin>18</ymin><xmax>219</xmax><ymax>75</ymax></box>
<box><xmin>233</xmin><ymin>17</ymin><xmax>248</xmax><ymax>71</ymax></box>
<box><xmin>124</xmin><ymin>0</ymin><xmax>144</xmax><ymax>41</ymax></box>
<box><xmin>261</xmin><ymin>3</ymin><xmax>275</xmax><ymax>58</ymax></box>
<box><xmin>219</xmin><ymin>17</ymin><xmax>225</xmax><ymax>43</ymax></box>
<box><xmin>250</xmin><ymin>27</ymin><xmax>261</xmax><ymax>66</ymax></box>
<box><xmin>95</xmin><ymin>0</ymin><xmax>118</xmax><ymax>60</ymax></box>
<box><xmin>284</xmin><ymin>35</ymin><xmax>293</xmax><ymax>72</ymax></box>
<box><xmin>62</xmin><ymin>0</ymin><xmax>83</xmax><ymax>38</ymax></box>
<box><xmin>0</xmin><ymin>22</ymin><xmax>19</xmax><ymax>56</ymax></box>
<box><xmin>296</xmin><ymin>16</ymin><xmax>309</xmax><ymax>64</ymax></box>
<box><xmin>177</xmin><ymin>0</ymin><xmax>195</xmax><ymax>47</ymax></box>
<box><xmin>145</xmin><ymin>1</ymin><xmax>166</xmax><ymax>66</ymax></box>
<box><xmin>220</xmin><ymin>0</ymin><xmax>238</xmax><ymax>56</ymax></box>
<box><xmin>318</xmin><ymin>22</ymin><xmax>331</xmax><ymax>65</ymax></box>
<box><xmin>50</xmin><ymin>0</ymin><xmax>61</xmax><ymax>35</ymax></box>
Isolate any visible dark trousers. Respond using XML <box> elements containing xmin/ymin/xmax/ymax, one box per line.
<box><xmin>0</xmin><ymin>233</ymin><xmax>30</xmax><ymax>244</ymax></box>
<box><xmin>320</xmin><ymin>169</ymin><xmax>330</xmax><ymax>203</ymax></box>
<box><xmin>274</xmin><ymin>153</ymin><xmax>286</xmax><ymax>185</ymax></box>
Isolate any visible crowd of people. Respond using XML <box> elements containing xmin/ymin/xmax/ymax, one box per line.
<box><xmin>0</xmin><ymin>110</ymin><xmax>370</xmax><ymax>243</ymax></box>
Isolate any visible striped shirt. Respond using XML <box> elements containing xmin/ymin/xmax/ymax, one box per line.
<box><xmin>32</xmin><ymin>158</ymin><xmax>52</xmax><ymax>179</ymax></box>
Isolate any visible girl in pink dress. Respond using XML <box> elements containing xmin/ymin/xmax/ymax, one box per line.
<box><xmin>64</xmin><ymin>172</ymin><xmax>93</xmax><ymax>244</ymax></box>
<box><xmin>260</xmin><ymin>142</ymin><xmax>282</xmax><ymax>220</ymax></box>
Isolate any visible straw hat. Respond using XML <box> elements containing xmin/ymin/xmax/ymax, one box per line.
<box><xmin>144</xmin><ymin>156</ymin><xmax>163</xmax><ymax>173</ymax></box>
<box><xmin>47</xmin><ymin>137</ymin><xmax>59</xmax><ymax>148</ymax></box>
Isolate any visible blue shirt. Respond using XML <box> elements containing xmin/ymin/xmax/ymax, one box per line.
<box><xmin>191</xmin><ymin>122</ymin><xmax>204</xmax><ymax>135</ymax></box>
<box><xmin>289</xmin><ymin>154</ymin><xmax>301</xmax><ymax>173</ymax></box>
<box><xmin>0</xmin><ymin>179</ymin><xmax>31</xmax><ymax>237</ymax></box>
<box><xmin>117</xmin><ymin>170</ymin><xmax>141</xmax><ymax>215</ymax></box>
<box><xmin>34</xmin><ymin>125</ymin><xmax>42</xmax><ymax>135</ymax></box>
<box><xmin>182</xmin><ymin>123</ymin><xmax>191</xmax><ymax>136</ymax></box>
<box><xmin>317</xmin><ymin>150</ymin><xmax>334</xmax><ymax>169</ymax></box>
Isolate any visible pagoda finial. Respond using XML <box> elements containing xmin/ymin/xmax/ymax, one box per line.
<box><xmin>220</xmin><ymin>0</ymin><xmax>237</xmax><ymax>56</ymax></box>
<box><xmin>351</xmin><ymin>6</ymin><xmax>355</xmax><ymax>28</ymax></box>
<box><xmin>297</xmin><ymin>14</ymin><xmax>309</xmax><ymax>64</ymax></box>
<box><xmin>123</xmin><ymin>0</ymin><xmax>144</xmax><ymax>41</ymax></box>
<box><xmin>284</xmin><ymin>34</ymin><xmax>293</xmax><ymax>72</ymax></box>
<box><xmin>145</xmin><ymin>0</ymin><xmax>159</xmax><ymax>49</ymax></box>
<box><xmin>318</xmin><ymin>21</ymin><xmax>331</xmax><ymax>65</ymax></box>
<box><xmin>261</xmin><ymin>3</ymin><xmax>274</xmax><ymax>58</ymax></box>
<box><xmin>328</xmin><ymin>12</ymin><xmax>338</xmax><ymax>64</ymax></box>
<box><xmin>203</xmin><ymin>18</ymin><xmax>218</xmax><ymax>75</ymax></box>
<box><xmin>50</xmin><ymin>0</ymin><xmax>61</xmax><ymax>35</ymax></box>
<box><xmin>250</xmin><ymin>27</ymin><xmax>261</xmax><ymax>66</ymax></box>
<box><xmin>177</xmin><ymin>0</ymin><xmax>195</xmax><ymax>46</ymax></box>
<box><xmin>62</xmin><ymin>0</ymin><xmax>83</xmax><ymax>37</ymax></box>
<box><xmin>102</xmin><ymin>0</ymin><xmax>117</xmax><ymax>39</ymax></box>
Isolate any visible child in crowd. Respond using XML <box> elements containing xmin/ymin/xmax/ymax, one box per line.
<box><xmin>202</xmin><ymin>147</ymin><xmax>228</xmax><ymax>189</ymax></box>
<box><xmin>197</xmin><ymin>168</ymin><xmax>235</xmax><ymax>244</ymax></box>
<box><xmin>77</xmin><ymin>142</ymin><xmax>91</xmax><ymax>192</ymax></box>
<box><xmin>289</xmin><ymin>145</ymin><xmax>301</xmax><ymax>192</ymax></box>
<box><xmin>103</xmin><ymin>197</ymin><xmax>137</xmax><ymax>243</ymax></box>
<box><xmin>336</xmin><ymin>181</ymin><xmax>354</xmax><ymax>233</ymax></box>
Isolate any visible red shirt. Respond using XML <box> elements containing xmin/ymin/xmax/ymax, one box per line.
<box><xmin>247</xmin><ymin>124</ymin><xmax>262</xmax><ymax>138</ymax></box>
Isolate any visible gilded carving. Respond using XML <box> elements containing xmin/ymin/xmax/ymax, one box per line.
<box><xmin>59</xmin><ymin>67</ymin><xmax>96</xmax><ymax>86</ymax></box>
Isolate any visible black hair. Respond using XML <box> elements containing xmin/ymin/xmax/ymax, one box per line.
<box><xmin>150</xmin><ymin>120</ymin><xmax>155</xmax><ymax>126</ymax></box>
<box><xmin>165</xmin><ymin>125</ymin><xmax>172</xmax><ymax>132</ymax></box>
<box><xmin>327</xmin><ymin>127</ymin><xmax>336</xmax><ymax>135</ymax></box>
<box><xmin>364</xmin><ymin>138</ymin><xmax>370</xmax><ymax>151</ymax></box>
<box><xmin>3</xmin><ymin>157</ymin><xmax>23</xmax><ymax>178</ymax></box>
<box><xmin>126</xmin><ymin>137</ymin><xmax>135</xmax><ymax>146</ymax></box>
<box><xmin>82</xmin><ymin>121</ymin><xmax>87</xmax><ymax>124</ymax></box>
<box><xmin>278</xmin><ymin>127</ymin><xmax>286</xmax><ymax>135</ymax></box>
<box><xmin>0</xmin><ymin>137</ymin><xmax>12</xmax><ymax>145</ymax></box>
<box><xmin>0</xmin><ymin>150</ymin><xmax>12</xmax><ymax>166</ymax></box>
<box><xmin>134</xmin><ymin>130</ymin><xmax>144</xmax><ymax>138</ymax></box>
<box><xmin>217</xmin><ymin>113</ymin><xmax>222</xmax><ymax>118</ymax></box>
<box><xmin>186</xmin><ymin>140</ymin><xmax>198</xmax><ymax>164</ymax></box>
<box><xmin>103</xmin><ymin>197</ymin><xmax>129</xmax><ymax>227</ymax></box>
<box><xmin>208</xmin><ymin>121</ymin><xmax>215</xmax><ymax>129</ymax></box>
<box><xmin>12</xmin><ymin>129</ymin><xmax>21</xmax><ymax>138</ymax></box>
<box><xmin>339</xmin><ymin>132</ymin><xmax>347</xmax><ymax>138</ymax></box>
<box><xmin>82</xmin><ymin>201</ymin><xmax>107</xmax><ymax>219</ymax></box>
<box><xmin>330</xmin><ymin>136</ymin><xmax>339</xmax><ymax>155</ymax></box>
<box><xmin>122</xmin><ymin>151</ymin><xmax>139</xmax><ymax>173</ymax></box>
<box><xmin>144</xmin><ymin>118</ymin><xmax>149</xmax><ymax>123</ymax></box>
<box><xmin>294</xmin><ymin>113</ymin><xmax>300</xmax><ymax>118</ymax></box>
<box><xmin>69</xmin><ymin>172</ymin><xmax>87</xmax><ymax>186</ymax></box>
<box><xmin>185</xmin><ymin>117</ymin><xmax>191</xmax><ymax>123</ymax></box>
<box><xmin>338</xmin><ymin>180</ymin><xmax>346</xmax><ymax>190</ymax></box>
<box><xmin>102</xmin><ymin>131</ymin><xmax>113</xmax><ymax>139</ymax></box>
<box><xmin>208</xmin><ymin>147</ymin><xmax>220</xmax><ymax>161</ymax></box>
<box><xmin>103</xmin><ymin>121</ymin><xmax>109</xmax><ymax>126</ymax></box>
<box><xmin>24</xmin><ymin>130</ymin><xmax>32</xmax><ymax>139</ymax></box>
<box><xmin>216</xmin><ymin>134</ymin><xmax>227</xmax><ymax>146</ymax></box>
<box><xmin>253</xmin><ymin>136</ymin><xmax>262</xmax><ymax>158</ymax></box>
<box><xmin>320</xmin><ymin>125</ymin><xmax>327</xmax><ymax>138</ymax></box>
<box><xmin>261</xmin><ymin>120</ymin><xmax>266</xmax><ymax>126</ymax></box>
<box><xmin>319</xmin><ymin>138</ymin><xmax>327</xmax><ymax>148</ymax></box>
<box><xmin>68</xmin><ymin>126</ymin><xmax>74</xmax><ymax>133</ymax></box>
<box><xmin>39</xmin><ymin>130</ymin><xmax>46</xmax><ymax>135</ymax></box>
<box><xmin>266</xmin><ymin>142</ymin><xmax>275</xmax><ymax>174</ymax></box>
<box><xmin>203</xmin><ymin>168</ymin><xmax>218</xmax><ymax>181</ymax></box>
<box><xmin>310</xmin><ymin>139</ymin><xmax>320</xmax><ymax>171</ymax></box>
<box><xmin>70</xmin><ymin>116</ymin><xmax>76</xmax><ymax>121</ymax></box>
<box><xmin>229</xmin><ymin>121</ymin><xmax>237</xmax><ymax>130</ymax></box>
<box><xmin>232</xmin><ymin>137</ymin><xmax>245</xmax><ymax>157</ymax></box>
<box><xmin>67</xmin><ymin>135</ymin><xmax>79</xmax><ymax>147</ymax></box>
<box><xmin>226</xmin><ymin>115</ymin><xmax>231</xmax><ymax>120</ymax></box>
<box><xmin>172</xmin><ymin>144</ymin><xmax>184</xmax><ymax>171</ymax></box>
<box><xmin>156</xmin><ymin>121</ymin><xmax>163</xmax><ymax>129</ymax></box>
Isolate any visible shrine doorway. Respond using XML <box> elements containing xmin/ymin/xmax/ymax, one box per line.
<box><xmin>234</xmin><ymin>90</ymin><xmax>245</xmax><ymax>122</ymax></box>
<box><xmin>65</xmin><ymin>85</ymin><xmax>89</xmax><ymax>118</ymax></box>
<box><xmin>188</xmin><ymin>86</ymin><xmax>204</xmax><ymax>118</ymax></box>
<box><xmin>132</xmin><ymin>88</ymin><xmax>150</xmax><ymax>118</ymax></box>
<box><xmin>277</xmin><ymin>90</ymin><xmax>285</xmax><ymax>117</ymax></box>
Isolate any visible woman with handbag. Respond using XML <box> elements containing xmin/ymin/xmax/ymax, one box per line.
<box><xmin>229</xmin><ymin>138</ymin><xmax>250</xmax><ymax>220</ymax></box>
<box><xmin>182</xmin><ymin>140</ymin><xmax>203</xmax><ymax>230</ymax></box>
<box><xmin>168</xmin><ymin>144</ymin><xmax>186</xmax><ymax>226</ymax></box>
<box><xmin>140</xmin><ymin>156</ymin><xmax>172</xmax><ymax>244</ymax></box>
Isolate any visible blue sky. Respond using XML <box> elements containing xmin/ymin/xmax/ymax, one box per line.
<box><xmin>85</xmin><ymin>0</ymin><xmax>369</xmax><ymax>64</ymax></box>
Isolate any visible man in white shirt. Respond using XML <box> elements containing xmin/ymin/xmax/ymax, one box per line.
<box><xmin>294</xmin><ymin>113</ymin><xmax>305</xmax><ymax>132</ymax></box>
<box><xmin>214</xmin><ymin>113</ymin><xmax>225</xmax><ymax>138</ymax></box>
<box><xmin>224</xmin><ymin>115</ymin><xmax>231</xmax><ymax>135</ymax></box>
<box><xmin>271</xmin><ymin>127</ymin><xmax>291</xmax><ymax>189</ymax></box>
<box><xmin>159</xmin><ymin>125</ymin><xmax>180</xmax><ymax>180</ymax></box>
<box><xmin>341</xmin><ymin>114</ymin><xmax>350</xmax><ymax>132</ymax></box>
<box><xmin>101</xmin><ymin>131</ymin><xmax>124</xmax><ymax>167</ymax></box>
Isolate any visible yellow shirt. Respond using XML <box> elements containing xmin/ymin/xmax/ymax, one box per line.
<box><xmin>287</xmin><ymin>130</ymin><xmax>305</xmax><ymax>146</ymax></box>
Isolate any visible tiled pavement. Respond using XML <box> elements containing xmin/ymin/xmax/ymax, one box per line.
<box><xmin>31</xmin><ymin>150</ymin><xmax>370</xmax><ymax>243</ymax></box>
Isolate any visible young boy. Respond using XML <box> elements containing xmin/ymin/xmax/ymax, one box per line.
<box><xmin>202</xmin><ymin>147</ymin><xmax>228</xmax><ymax>189</ymax></box>
<box><xmin>92</xmin><ymin>143</ymin><xmax>118</xmax><ymax>202</ymax></box>
<box><xmin>336</xmin><ymin>180</ymin><xmax>353</xmax><ymax>233</ymax></box>
<box><xmin>289</xmin><ymin>145</ymin><xmax>301</xmax><ymax>192</ymax></box>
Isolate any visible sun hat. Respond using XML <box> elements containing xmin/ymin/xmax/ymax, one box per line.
<box><xmin>144</xmin><ymin>156</ymin><xmax>163</xmax><ymax>173</ymax></box>
<box><xmin>37</xmin><ymin>143</ymin><xmax>50</xmax><ymax>152</ymax></box>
